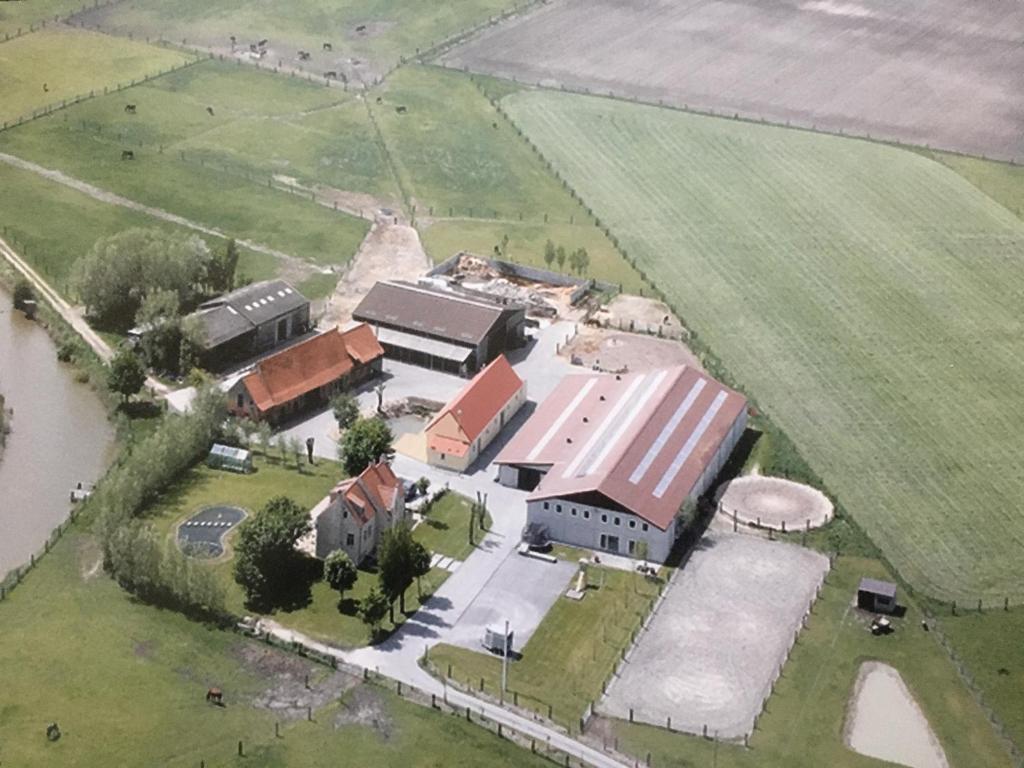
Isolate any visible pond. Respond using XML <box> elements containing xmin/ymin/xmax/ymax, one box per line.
<box><xmin>0</xmin><ymin>290</ymin><xmax>114</xmax><ymax>580</ymax></box>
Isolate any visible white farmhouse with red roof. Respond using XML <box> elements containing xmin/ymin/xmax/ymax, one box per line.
<box><xmin>309</xmin><ymin>460</ymin><xmax>406</xmax><ymax>564</ymax></box>
<box><xmin>495</xmin><ymin>366</ymin><xmax>747</xmax><ymax>563</ymax></box>
<box><xmin>425</xmin><ymin>355</ymin><xmax>526</xmax><ymax>472</ymax></box>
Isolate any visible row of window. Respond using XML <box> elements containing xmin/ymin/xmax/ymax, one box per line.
<box><xmin>542</xmin><ymin>501</ymin><xmax>649</xmax><ymax>532</ymax></box>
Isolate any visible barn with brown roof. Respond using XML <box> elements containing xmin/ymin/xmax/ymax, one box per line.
<box><xmin>352</xmin><ymin>280</ymin><xmax>527</xmax><ymax>376</ymax></box>
<box><xmin>227</xmin><ymin>324</ymin><xmax>383</xmax><ymax>424</ymax></box>
<box><xmin>496</xmin><ymin>366</ymin><xmax>748</xmax><ymax>562</ymax></box>
<box><xmin>425</xmin><ymin>354</ymin><xmax>526</xmax><ymax>472</ymax></box>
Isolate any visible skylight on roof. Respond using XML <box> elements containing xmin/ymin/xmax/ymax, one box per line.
<box><xmin>277</xmin><ymin>290</ymin><xmax>286</xmax><ymax>297</ymax></box>
<box><xmin>284</xmin><ymin>288</ymin><xmax>293</xmax><ymax>294</ymax></box>
<box><xmin>227</xmin><ymin>306</ymin><xmax>239</xmax><ymax>315</ymax></box>
<box><xmin>244</xmin><ymin>304</ymin><xmax>253</xmax><ymax>311</ymax></box>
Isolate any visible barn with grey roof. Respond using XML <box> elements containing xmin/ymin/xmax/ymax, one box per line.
<box><xmin>352</xmin><ymin>280</ymin><xmax>527</xmax><ymax>376</ymax></box>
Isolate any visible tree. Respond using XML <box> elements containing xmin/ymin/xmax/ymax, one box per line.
<box><xmin>289</xmin><ymin>436</ymin><xmax>305</xmax><ymax>471</ymax></box>
<box><xmin>233</xmin><ymin>496</ymin><xmax>310</xmax><ymax>607</ymax></box>
<box><xmin>410</xmin><ymin>540</ymin><xmax>432</xmax><ymax>599</ymax></box>
<box><xmin>415</xmin><ymin>477</ymin><xmax>431</xmax><ymax>496</ymax></box>
<box><xmin>74</xmin><ymin>228</ymin><xmax>212</xmax><ymax>326</ymax></box>
<box><xmin>543</xmin><ymin>239</ymin><xmax>556</xmax><ymax>269</ymax></box>
<box><xmin>377</xmin><ymin>522</ymin><xmax>418</xmax><ymax>619</ymax></box>
<box><xmin>257</xmin><ymin>421</ymin><xmax>273</xmax><ymax>462</ymax></box>
<box><xmin>635</xmin><ymin>540</ymin><xmax>649</xmax><ymax>571</ymax></box>
<box><xmin>577</xmin><ymin>247</ymin><xmax>590</xmax><ymax>275</ymax></box>
<box><xmin>340</xmin><ymin>417</ymin><xmax>394</xmax><ymax>476</ymax></box>
<box><xmin>12</xmin><ymin>278</ymin><xmax>34</xmax><ymax>309</ymax></box>
<box><xmin>208</xmin><ymin>238</ymin><xmax>239</xmax><ymax>293</ymax></box>
<box><xmin>359</xmin><ymin>587</ymin><xmax>391</xmax><ymax>639</ymax></box>
<box><xmin>555</xmin><ymin>245</ymin><xmax>567</xmax><ymax>272</ymax></box>
<box><xmin>107</xmin><ymin>348</ymin><xmax>146</xmax><ymax>404</ymax></box>
<box><xmin>134</xmin><ymin>290</ymin><xmax>182</xmax><ymax>374</ymax></box>
<box><xmin>324</xmin><ymin>550</ymin><xmax>358</xmax><ymax>605</ymax></box>
<box><xmin>330</xmin><ymin>392</ymin><xmax>360</xmax><ymax>431</ymax></box>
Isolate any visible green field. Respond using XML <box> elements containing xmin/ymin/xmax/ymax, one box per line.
<box><xmin>0</xmin><ymin>0</ymin><xmax>89</xmax><ymax>35</ymax></box>
<box><xmin>72</xmin><ymin>0</ymin><xmax>521</xmax><ymax>77</ymax></box>
<box><xmin>607</xmin><ymin>557</ymin><xmax>1012</xmax><ymax>768</ymax></box>
<box><xmin>0</xmin><ymin>27</ymin><xmax>193</xmax><ymax>124</ymax></box>
<box><xmin>506</xmin><ymin>91</ymin><xmax>1024</xmax><ymax>603</ymax></box>
<box><xmin>0</xmin><ymin>61</ymin><xmax>370</xmax><ymax>269</ymax></box>
<box><xmin>428</xmin><ymin>565</ymin><xmax>660</xmax><ymax>730</ymax></box>
<box><xmin>0</xmin><ymin>522</ymin><xmax>551</xmax><ymax>767</ymax></box>
<box><xmin>415</xmin><ymin>491</ymin><xmax>493</xmax><ymax>562</ymax></box>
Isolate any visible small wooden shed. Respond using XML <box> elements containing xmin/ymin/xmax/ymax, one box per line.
<box><xmin>857</xmin><ymin>577</ymin><xmax>897</xmax><ymax>614</ymax></box>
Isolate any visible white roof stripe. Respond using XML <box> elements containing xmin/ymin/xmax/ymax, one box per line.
<box><xmin>653</xmin><ymin>391</ymin><xmax>729</xmax><ymax>498</ymax></box>
<box><xmin>584</xmin><ymin>369</ymin><xmax>669</xmax><ymax>477</ymax></box>
<box><xmin>526</xmin><ymin>377</ymin><xmax>597</xmax><ymax>462</ymax></box>
<box><xmin>629</xmin><ymin>378</ymin><xmax>706</xmax><ymax>484</ymax></box>
<box><xmin>562</xmin><ymin>373</ymin><xmax>647</xmax><ymax>479</ymax></box>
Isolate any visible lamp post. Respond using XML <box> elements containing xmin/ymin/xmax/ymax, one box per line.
<box><xmin>502</xmin><ymin>619</ymin><xmax>510</xmax><ymax>694</ymax></box>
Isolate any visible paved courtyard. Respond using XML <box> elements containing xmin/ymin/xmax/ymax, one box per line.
<box><xmin>600</xmin><ymin>533</ymin><xmax>829</xmax><ymax>739</ymax></box>
<box><xmin>445</xmin><ymin>553</ymin><xmax>576</xmax><ymax>654</ymax></box>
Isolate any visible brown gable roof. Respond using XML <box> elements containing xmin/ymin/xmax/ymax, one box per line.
<box><xmin>243</xmin><ymin>324</ymin><xmax>384</xmax><ymax>412</ymax></box>
<box><xmin>330</xmin><ymin>461</ymin><xmax>401</xmax><ymax>526</ymax></box>
<box><xmin>426</xmin><ymin>355</ymin><xmax>523</xmax><ymax>456</ymax></box>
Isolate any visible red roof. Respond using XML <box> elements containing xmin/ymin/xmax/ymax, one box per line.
<box><xmin>496</xmin><ymin>367</ymin><xmax>747</xmax><ymax>530</ymax></box>
<box><xmin>330</xmin><ymin>461</ymin><xmax>401</xmax><ymax>527</ymax></box>
<box><xmin>426</xmin><ymin>355</ymin><xmax>524</xmax><ymax>455</ymax></box>
<box><xmin>243</xmin><ymin>324</ymin><xmax>383</xmax><ymax>412</ymax></box>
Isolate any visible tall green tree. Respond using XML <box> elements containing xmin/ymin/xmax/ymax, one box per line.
<box><xmin>555</xmin><ymin>245</ymin><xmax>567</xmax><ymax>272</ymax></box>
<box><xmin>107</xmin><ymin>348</ymin><xmax>146</xmax><ymax>404</ymax></box>
<box><xmin>410</xmin><ymin>540</ymin><xmax>432</xmax><ymax>599</ymax></box>
<box><xmin>359</xmin><ymin>587</ymin><xmax>391</xmax><ymax>639</ymax></box>
<box><xmin>208</xmin><ymin>237</ymin><xmax>240</xmax><ymax>293</ymax></box>
<box><xmin>324</xmin><ymin>550</ymin><xmax>358</xmax><ymax>605</ymax></box>
<box><xmin>233</xmin><ymin>496</ymin><xmax>311</xmax><ymax>608</ymax></box>
<box><xmin>330</xmin><ymin>392</ymin><xmax>360</xmax><ymax>431</ymax></box>
<box><xmin>377</xmin><ymin>522</ymin><xmax>418</xmax><ymax>619</ymax></box>
<box><xmin>339</xmin><ymin>417</ymin><xmax>394</xmax><ymax>475</ymax></box>
<box><xmin>543</xmin><ymin>239</ymin><xmax>556</xmax><ymax>269</ymax></box>
<box><xmin>134</xmin><ymin>290</ymin><xmax>183</xmax><ymax>374</ymax></box>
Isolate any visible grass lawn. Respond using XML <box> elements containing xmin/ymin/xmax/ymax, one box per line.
<box><xmin>0</xmin><ymin>524</ymin><xmax>551</xmax><ymax>767</ymax></box>
<box><xmin>414</xmin><ymin>491</ymin><xmax>492</xmax><ymax>562</ymax></box>
<box><xmin>925</xmin><ymin>151</ymin><xmax>1024</xmax><ymax>222</ymax></box>
<box><xmin>940</xmin><ymin>608</ymin><xmax>1024</xmax><ymax>750</ymax></box>
<box><xmin>608</xmin><ymin>556</ymin><xmax>1013</xmax><ymax>768</ymax></box>
<box><xmin>427</xmin><ymin>565</ymin><xmax>661</xmax><ymax>730</ymax></box>
<box><xmin>72</xmin><ymin>0</ymin><xmax>521</xmax><ymax>76</ymax></box>
<box><xmin>507</xmin><ymin>90</ymin><xmax>1024</xmax><ymax>603</ymax></box>
<box><xmin>146</xmin><ymin>457</ymin><xmax>455</xmax><ymax>648</ymax></box>
<box><xmin>0</xmin><ymin>60</ymin><xmax>370</xmax><ymax>269</ymax></box>
<box><xmin>0</xmin><ymin>27</ymin><xmax>193</xmax><ymax>125</ymax></box>
<box><xmin>0</xmin><ymin>0</ymin><xmax>89</xmax><ymax>35</ymax></box>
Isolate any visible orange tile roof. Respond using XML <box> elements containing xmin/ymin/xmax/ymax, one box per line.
<box><xmin>243</xmin><ymin>325</ymin><xmax>384</xmax><ymax>412</ymax></box>
<box><xmin>330</xmin><ymin>461</ymin><xmax>401</xmax><ymax>526</ymax></box>
<box><xmin>426</xmin><ymin>355</ymin><xmax>523</xmax><ymax>449</ymax></box>
<box><xmin>428</xmin><ymin>434</ymin><xmax>471</xmax><ymax>458</ymax></box>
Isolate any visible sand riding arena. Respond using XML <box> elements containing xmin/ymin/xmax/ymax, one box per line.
<box><xmin>716</xmin><ymin>476</ymin><xmax>833</xmax><ymax>532</ymax></box>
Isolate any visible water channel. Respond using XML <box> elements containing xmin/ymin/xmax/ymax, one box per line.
<box><xmin>0</xmin><ymin>288</ymin><xmax>113</xmax><ymax>579</ymax></box>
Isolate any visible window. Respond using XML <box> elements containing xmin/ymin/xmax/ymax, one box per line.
<box><xmin>599</xmin><ymin>534</ymin><xmax>607</xmax><ymax>549</ymax></box>
<box><xmin>583</xmin><ymin>510</ymin><xmax>590</xmax><ymax>520</ymax></box>
<box><xmin>556</xmin><ymin>504</ymin><xmax>563</xmax><ymax>513</ymax></box>
<box><xmin>440</xmin><ymin>453</ymin><xmax>445</xmax><ymax>461</ymax></box>
<box><xmin>628</xmin><ymin>540</ymin><xmax>636</xmax><ymax>555</ymax></box>
<box><xmin>629</xmin><ymin>520</ymin><xmax>636</xmax><ymax>529</ymax></box>
<box><xmin>346</xmin><ymin>533</ymin><xmax>355</xmax><ymax>546</ymax></box>
<box><xmin>642</xmin><ymin>523</ymin><xmax>649</xmax><ymax>532</ymax></box>
<box><xmin>543</xmin><ymin>501</ymin><xmax>549</xmax><ymax>510</ymax></box>
<box><xmin>571</xmin><ymin>508</ymin><xmax>577</xmax><ymax>517</ymax></box>
<box><xmin>614</xmin><ymin>516</ymin><xmax>621</xmax><ymax>527</ymax></box>
<box><xmin>236</xmin><ymin>394</ymin><xmax>244</xmax><ymax>408</ymax></box>
<box><xmin>601</xmin><ymin>514</ymin><xmax>608</xmax><ymax>524</ymax></box>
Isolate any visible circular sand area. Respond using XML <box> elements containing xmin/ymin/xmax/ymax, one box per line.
<box><xmin>716</xmin><ymin>476</ymin><xmax>833</xmax><ymax>531</ymax></box>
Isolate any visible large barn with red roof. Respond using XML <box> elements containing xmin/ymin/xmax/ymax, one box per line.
<box><xmin>495</xmin><ymin>366</ymin><xmax>747</xmax><ymax>562</ymax></box>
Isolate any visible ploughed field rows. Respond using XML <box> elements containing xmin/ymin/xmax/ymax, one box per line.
<box><xmin>70</xmin><ymin>0</ymin><xmax>521</xmax><ymax>84</ymax></box>
<box><xmin>506</xmin><ymin>91</ymin><xmax>1024</xmax><ymax>603</ymax></box>
<box><xmin>444</xmin><ymin>0</ymin><xmax>1024</xmax><ymax>160</ymax></box>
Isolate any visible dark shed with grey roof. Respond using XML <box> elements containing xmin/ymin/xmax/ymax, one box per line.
<box><xmin>186</xmin><ymin>280</ymin><xmax>310</xmax><ymax>369</ymax></box>
<box><xmin>857</xmin><ymin>577</ymin><xmax>898</xmax><ymax>614</ymax></box>
<box><xmin>353</xmin><ymin>280</ymin><xmax>526</xmax><ymax>376</ymax></box>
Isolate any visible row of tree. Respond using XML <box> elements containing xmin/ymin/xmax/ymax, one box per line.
<box><xmin>543</xmin><ymin>239</ymin><xmax>591</xmax><ymax>276</ymax></box>
<box><xmin>87</xmin><ymin>386</ymin><xmax>230</xmax><ymax>620</ymax></box>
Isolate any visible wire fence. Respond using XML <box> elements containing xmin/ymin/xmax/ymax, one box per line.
<box><xmin>0</xmin><ymin>504</ymin><xmax>82</xmax><ymax>600</ymax></box>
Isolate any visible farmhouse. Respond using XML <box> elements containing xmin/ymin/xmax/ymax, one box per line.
<box><xmin>308</xmin><ymin>460</ymin><xmax>406</xmax><ymax>563</ymax></box>
<box><xmin>496</xmin><ymin>366</ymin><xmax>747</xmax><ymax>562</ymax></box>
<box><xmin>425</xmin><ymin>355</ymin><xmax>526</xmax><ymax>472</ymax></box>
<box><xmin>226</xmin><ymin>324</ymin><xmax>383</xmax><ymax>424</ymax></box>
<box><xmin>352</xmin><ymin>280</ymin><xmax>526</xmax><ymax>376</ymax></box>
<box><xmin>186</xmin><ymin>280</ymin><xmax>310</xmax><ymax>367</ymax></box>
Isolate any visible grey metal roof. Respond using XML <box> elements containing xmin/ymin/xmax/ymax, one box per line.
<box><xmin>858</xmin><ymin>578</ymin><xmax>897</xmax><ymax>598</ymax></box>
<box><xmin>376</xmin><ymin>327</ymin><xmax>474</xmax><ymax>362</ymax></box>
<box><xmin>190</xmin><ymin>280</ymin><xmax>309</xmax><ymax>349</ymax></box>
<box><xmin>353</xmin><ymin>281</ymin><xmax>523</xmax><ymax>346</ymax></box>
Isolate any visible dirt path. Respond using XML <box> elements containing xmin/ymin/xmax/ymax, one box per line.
<box><xmin>322</xmin><ymin>216</ymin><xmax>429</xmax><ymax>327</ymax></box>
<box><xmin>0</xmin><ymin>152</ymin><xmax>321</xmax><ymax>277</ymax></box>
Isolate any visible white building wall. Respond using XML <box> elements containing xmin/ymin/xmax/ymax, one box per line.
<box><xmin>427</xmin><ymin>384</ymin><xmax>527</xmax><ymax>473</ymax></box>
<box><xmin>526</xmin><ymin>499</ymin><xmax>676</xmax><ymax>563</ymax></box>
